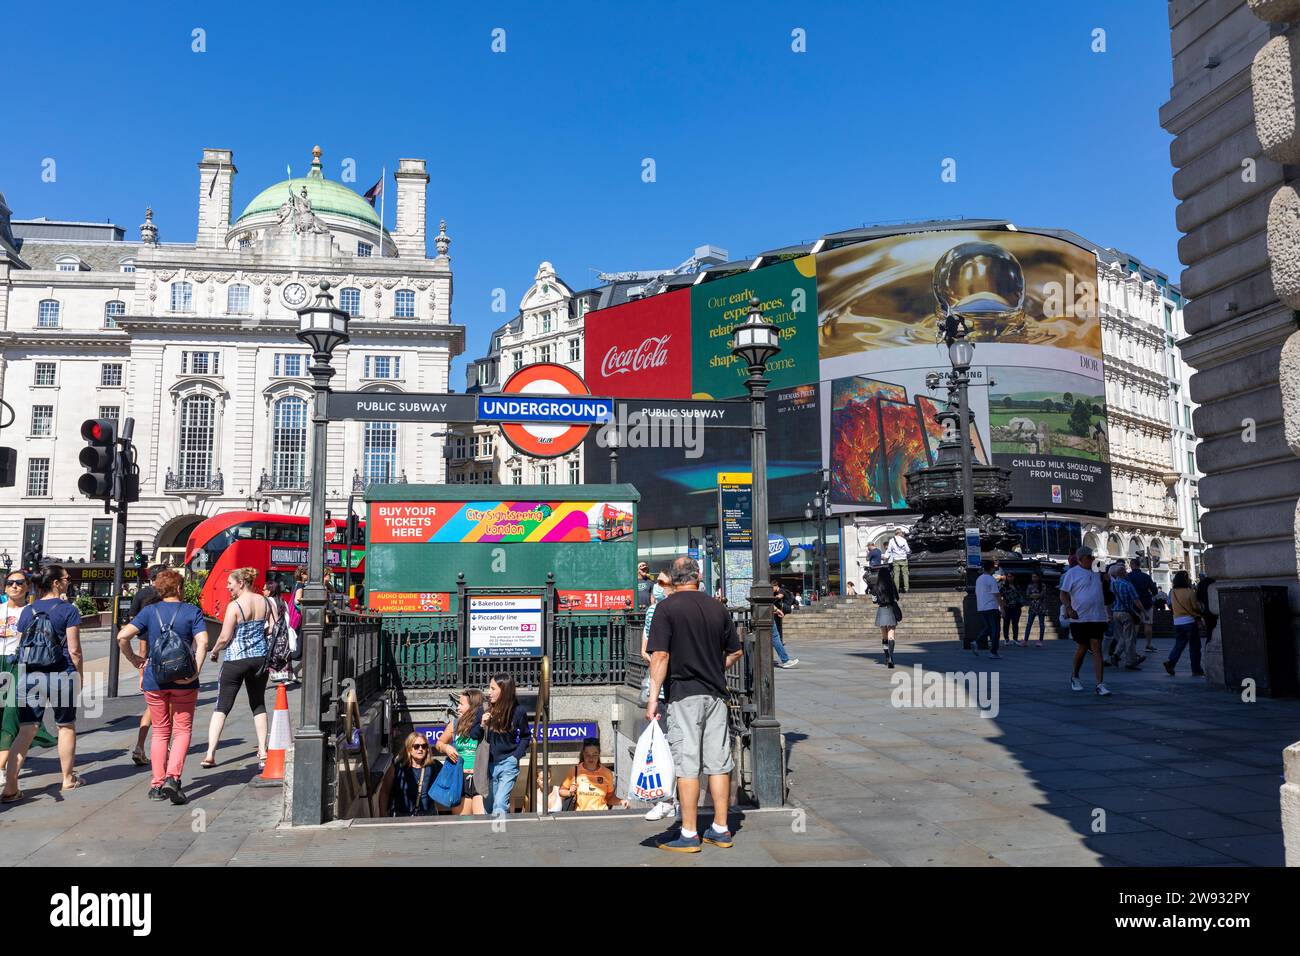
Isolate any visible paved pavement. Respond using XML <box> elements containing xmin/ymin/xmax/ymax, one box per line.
<box><xmin>2</xmin><ymin>635</ymin><xmax>1294</xmax><ymax>866</ymax></box>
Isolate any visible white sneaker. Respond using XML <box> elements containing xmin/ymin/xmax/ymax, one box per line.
<box><xmin>779</xmin><ymin>659</ymin><xmax>799</xmax><ymax>669</ymax></box>
<box><xmin>644</xmin><ymin>801</ymin><xmax>676</xmax><ymax>822</ymax></box>
<box><xmin>1095</xmin><ymin>683</ymin><xmax>1112</xmax><ymax>696</ymax></box>
<box><xmin>1070</xmin><ymin>677</ymin><xmax>1083</xmax><ymax>691</ymax></box>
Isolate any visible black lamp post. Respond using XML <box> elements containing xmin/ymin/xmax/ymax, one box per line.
<box><xmin>731</xmin><ymin>296</ymin><xmax>784</xmax><ymax>807</ymax></box>
<box><xmin>291</xmin><ymin>281</ymin><xmax>350</xmax><ymax>825</ymax></box>
<box><xmin>803</xmin><ymin>468</ymin><xmax>831</xmax><ymax>596</ymax></box>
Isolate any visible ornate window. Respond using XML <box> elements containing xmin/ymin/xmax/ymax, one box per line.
<box><xmin>364</xmin><ymin>421</ymin><xmax>398</xmax><ymax>482</ymax></box>
<box><xmin>171</xmin><ymin>282</ymin><xmax>194</xmax><ymax>313</ymax></box>
<box><xmin>340</xmin><ymin>287</ymin><xmax>361</xmax><ymax>317</ymax></box>
<box><xmin>227</xmin><ymin>284</ymin><xmax>251</xmax><ymax>314</ymax></box>
<box><xmin>178</xmin><ymin>394</ymin><xmax>216</xmax><ymax>485</ymax></box>
<box><xmin>357</xmin><ymin>242</ymin><xmax>372</xmax><ymax>258</ymax></box>
<box><xmin>394</xmin><ymin>289</ymin><xmax>415</xmax><ymax>318</ymax></box>
<box><xmin>105</xmin><ymin>300</ymin><xmax>126</xmax><ymax>328</ymax></box>
<box><xmin>37</xmin><ymin>299</ymin><xmax>60</xmax><ymax>328</ymax></box>
<box><xmin>100</xmin><ymin>363</ymin><xmax>124</xmax><ymax>387</ymax></box>
<box><xmin>272</xmin><ymin>396</ymin><xmax>308</xmax><ymax>487</ymax></box>
<box><xmin>34</xmin><ymin>363</ymin><xmax>56</xmax><ymax>386</ymax></box>
<box><xmin>569</xmin><ymin>338</ymin><xmax>580</xmax><ymax>363</ymax></box>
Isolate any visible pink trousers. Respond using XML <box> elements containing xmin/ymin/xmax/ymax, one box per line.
<box><xmin>144</xmin><ymin>688</ymin><xmax>199</xmax><ymax>788</ymax></box>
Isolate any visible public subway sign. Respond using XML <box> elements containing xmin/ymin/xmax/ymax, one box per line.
<box><xmin>327</xmin><ymin>391</ymin><xmax>477</xmax><ymax>423</ymax></box>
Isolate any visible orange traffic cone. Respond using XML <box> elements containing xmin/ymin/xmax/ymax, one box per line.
<box><xmin>257</xmin><ymin>683</ymin><xmax>292</xmax><ymax>783</ymax></box>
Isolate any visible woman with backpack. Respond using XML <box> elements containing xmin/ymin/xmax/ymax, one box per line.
<box><xmin>202</xmin><ymin>568</ymin><xmax>276</xmax><ymax>770</ymax></box>
<box><xmin>480</xmin><ymin>674</ymin><xmax>530</xmax><ymax>816</ymax></box>
<box><xmin>0</xmin><ymin>570</ymin><xmax>58</xmax><ymax>780</ymax></box>
<box><xmin>115</xmin><ymin>569</ymin><xmax>208</xmax><ymax>804</ymax></box>
<box><xmin>1</xmin><ymin>564</ymin><xmax>85</xmax><ymax>802</ymax></box>
<box><xmin>263</xmin><ymin>580</ymin><xmax>294</xmax><ymax>685</ymax></box>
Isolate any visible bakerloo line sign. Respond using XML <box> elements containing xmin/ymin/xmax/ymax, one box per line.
<box><xmin>326</xmin><ymin>362</ymin><xmax>750</xmax><ymax>457</ymax></box>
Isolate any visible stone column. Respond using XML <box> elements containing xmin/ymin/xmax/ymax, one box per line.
<box><xmin>392</xmin><ymin>159</ymin><xmax>429</xmax><ymax>259</ymax></box>
<box><xmin>197</xmin><ymin>148</ymin><xmax>236</xmax><ymax>248</ymax></box>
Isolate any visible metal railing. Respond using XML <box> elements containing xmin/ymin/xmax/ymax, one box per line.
<box><xmin>325</xmin><ymin>610</ymin><xmax>385</xmax><ymax>720</ymax></box>
<box><xmin>164</xmin><ymin>468</ymin><xmax>224</xmax><ymax>493</ymax></box>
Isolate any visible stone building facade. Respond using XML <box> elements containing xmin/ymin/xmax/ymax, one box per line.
<box><xmin>1089</xmin><ymin>254</ymin><xmax>1192</xmax><ymax>589</ymax></box>
<box><xmin>0</xmin><ymin>146</ymin><xmax>462</xmax><ymax>561</ymax></box>
<box><xmin>1159</xmin><ymin>0</ymin><xmax>1300</xmax><ymax>862</ymax></box>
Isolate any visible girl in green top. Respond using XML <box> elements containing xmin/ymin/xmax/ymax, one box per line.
<box><xmin>436</xmin><ymin>688</ymin><xmax>485</xmax><ymax>816</ymax></box>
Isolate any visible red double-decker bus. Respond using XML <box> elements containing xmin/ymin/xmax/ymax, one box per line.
<box><xmin>184</xmin><ymin>511</ymin><xmax>366</xmax><ymax>620</ymax></box>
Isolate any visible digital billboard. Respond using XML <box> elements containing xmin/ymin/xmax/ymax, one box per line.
<box><xmin>589</xmin><ymin>384</ymin><xmax>821</xmax><ymax>529</ymax></box>
<box><xmin>583</xmin><ymin>288</ymin><xmax>692</xmax><ymax>399</ymax></box>
<box><xmin>817</xmin><ymin>230</ymin><xmax>1109</xmax><ymax>515</ymax></box>
<box><xmin>689</xmin><ymin>256</ymin><xmax>818</xmax><ymax>399</ymax></box>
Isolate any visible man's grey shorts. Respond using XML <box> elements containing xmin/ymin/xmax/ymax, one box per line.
<box><xmin>666</xmin><ymin>694</ymin><xmax>734</xmax><ymax>778</ymax></box>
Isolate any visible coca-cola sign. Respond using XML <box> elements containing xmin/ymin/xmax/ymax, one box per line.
<box><xmin>584</xmin><ymin>289</ymin><xmax>692</xmax><ymax>398</ymax></box>
<box><xmin>601</xmin><ymin>335</ymin><xmax>671</xmax><ymax>377</ymax></box>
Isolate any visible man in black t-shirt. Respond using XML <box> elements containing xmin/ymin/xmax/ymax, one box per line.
<box><xmin>128</xmin><ymin>565</ymin><xmax>164</xmax><ymax>624</ymax></box>
<box><xmin>647</xmin><ymin>556</ymin><xmax>743</xmax><ymax>853</ymax></box>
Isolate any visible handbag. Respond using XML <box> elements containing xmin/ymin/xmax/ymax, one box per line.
<box><xmin>430</xmin><ymin>753</ymin><xmax>464</xmax><ymax>807</ymax></box>
<box><xmin>561</xmin><ymin>766</ymin><xmax>579</xmax><ymax>812</ymax></box>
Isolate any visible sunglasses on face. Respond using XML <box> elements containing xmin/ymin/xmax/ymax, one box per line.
<box><xmin>410</xmin><ymin>743</ymin><xmax>428</xmax><ymax>751</ymax></box>
<box><xmin>5</xmin><ymin>579</ymin><xmax>25</xmax><ymax>587</ymax></box>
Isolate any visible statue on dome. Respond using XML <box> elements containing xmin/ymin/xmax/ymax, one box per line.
<box><xmin>294</xmin><ymin>186</ymin><xmax>329</xmax><ymax>235</ymax></box>
<box><xmin>274</xmin><ymin>186</ymin><xmax>329</xmax><ymax>236</ymax></box>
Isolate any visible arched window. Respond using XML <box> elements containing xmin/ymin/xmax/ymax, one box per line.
<box><xmin>272</xmin><ymin>397</ymin><xmax>308</xmax><ymax>487</ymax></box>
<box><xmin>178</xmin><ymin>395</ymin><xmax>216</xmax><ymax>485</ymax></box>
<box><xmin>171</xmin><ymin>282</ymin><xmax>194</xmax><ymax>313</ymax></box>
<box><xmin>364</xmin><ymin>421</ymin><xmax>398</xmax><ymax>482</ymax></box>
<box><xmin>394</xmin><ymin>289</ymin><xmax>415</xmax><ymax>318</ymax></box>
<box><xmin>227</xmin><ymin>284</ymin><xmax>250</xmax><ymax>314</ymax></box>
<box><xmin>104</xmin><ymin>300</ymin><xmax>126</xmax><ymax>328</ymax></box>
<box><xmin>37</xmin><ymin>300</ymin><xmax>60</xmax><ymax>328</ymax></box>
<box><xmin>340</xmin><ymin>287</ymin><xmax>361</xmax><ymax>317</ymax></box>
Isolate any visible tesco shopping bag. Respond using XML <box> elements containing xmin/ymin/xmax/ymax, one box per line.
<box><xmin>628</xmin><ymin>720</ymin><xmax>675</xmax><ymax>803</ymax></box>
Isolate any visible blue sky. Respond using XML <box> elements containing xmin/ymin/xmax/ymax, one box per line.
<box><xmin>1</xmin><ymin>1</ymin><xmax>1178</xmax><ymax>383</ymax></box>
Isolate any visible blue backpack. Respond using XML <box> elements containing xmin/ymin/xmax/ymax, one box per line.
<box><xmin>19</xmin><ymin>608</ymin><xmax>63</xmax><ymax>669</ymax></box>
<box><xmin>149</xmin><ymin>605</ymin><xmax>197</xmax><ymax>685</ymax></box>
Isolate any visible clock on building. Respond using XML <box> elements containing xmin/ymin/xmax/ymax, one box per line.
<box><xmin>282</xmin><ymin>282</ymin><xmax>309</xmax><ymax>308</ymax></box>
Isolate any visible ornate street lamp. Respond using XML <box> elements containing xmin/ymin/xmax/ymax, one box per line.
<box><xmin>292</xmin><ymin>281</ymin><xmax>349</xmax><ymax>825</ymax></box>
<box><xmin>731</xmin><ymin>297</ymin><xmax>784</xmax><ymax>807</ymax></box>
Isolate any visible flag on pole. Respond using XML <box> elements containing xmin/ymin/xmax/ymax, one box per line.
<box><xmin>363</xmin><ymin>174</ymin><xmax>384</xmax><ymax>208</ymax></box>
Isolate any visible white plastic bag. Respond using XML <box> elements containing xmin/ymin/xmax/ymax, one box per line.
<box><xmin>629</xmin><ymin>719</ymin><xmax>675</xmax><ymax>803</ymax></box>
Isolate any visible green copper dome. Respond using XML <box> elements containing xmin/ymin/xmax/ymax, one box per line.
<box><xmin>233</xmin><ymin>147</ymin><xmax>381</xmax><ymax>229</ymax></box>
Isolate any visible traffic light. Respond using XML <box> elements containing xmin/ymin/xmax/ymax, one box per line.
<box><xmin>704</xmin><ymin>532</ymin><xmax>718</xmax><ymax>559</ymax></box>
<box><xmin>346</xmin><ymin>512</ymin><xmax>360</xmax><ymax>544</ymax></box>
<box><xmin>133</xmin><ymin>540</ymin><xmax>147</xmax><ymax>572</ymax></box>
<box><xmin>77</xmin><ymin>419</ymin><xmax>117</xmax><ymax>503</ymax></box>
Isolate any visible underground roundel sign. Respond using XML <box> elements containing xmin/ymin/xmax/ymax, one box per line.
<box><xmin>493</xmin><ymin>363</ymin><xmax>602</xmax><ymax>459</ymax></box>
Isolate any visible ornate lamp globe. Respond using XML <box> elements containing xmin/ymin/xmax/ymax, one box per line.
<box><xmin>731</xmin><ymin>297</ymin><xmax>782</xmax><ymax>372</ymax></box>
<box><xmin>296</xmin><ymin>281</ymin><xmax>350</xmax><ymax>355</ymax></box>
<box><xmin>932</xmin><ymin>241</ymin><xmax>1025</xmax><ymax>322</ymax></box>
